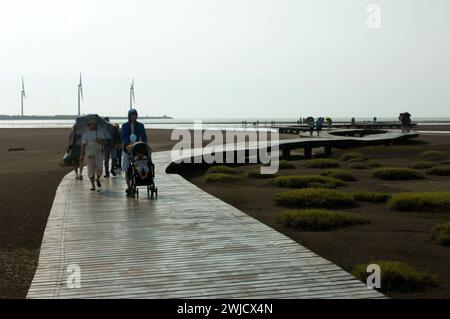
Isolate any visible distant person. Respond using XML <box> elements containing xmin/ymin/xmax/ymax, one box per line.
<box><xmin>80</xmin><ymin>118</ymin><xmax>106</xmax><ymax>191</ymax></box>
<box><xmin>102</xmin><ymin>117</ymin><xmax>113</xmax><ymax>178</ymax></box>
<box><xmin>351</xmin><ymin>117</ymin><xmax>356</xmax><ymax>125</ymax></box>
<box><xmin>112</xmin><ymin>123</ymin><xmax>122</xmax><ymax>175</ymax></box>
<box><xmin>373</xmin><ymin>117</ymin><xmax>377</xmax><ymax>123</ymax></box>
<box><xmin>400</xmin><ymin>112</ymin><xmax>412</xmax><ymax>132</ymax></box>
<box><xmin>305</xmin><ymin>117</ymin><xmax>315</xmax><ymax>136</ymax></box>
<box><xmin>122</xmin><ymin>109</ymin><xmax>148</xmax><ymax>196</ymax></box>
<box><xmin>325</xmin><ymin>117</ymin><xmax>332</xmax><ymax>131</ymax></box>
<box><xmin>66</xmin><ymin>124</ymin><xmax>84</xmax><ymax>180</ymax></box>
<box><xmin>316</xmin><ymin>117</ymin><xmax>324</xmax><ymax>136</ymax></box>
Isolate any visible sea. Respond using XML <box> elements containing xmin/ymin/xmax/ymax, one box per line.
<box><xmin>0</xmin><ymin>117</ymin><xmax>450</xmax><ymax>130</ymax></box>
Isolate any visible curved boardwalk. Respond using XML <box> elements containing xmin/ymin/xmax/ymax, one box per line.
<box><xmin>27</xmin><ymin>132</ymin><xmax>400</xmax><ymax>299</ymax></box>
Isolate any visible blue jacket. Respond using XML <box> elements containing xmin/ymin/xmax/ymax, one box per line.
<box><xmin>121</xmin><ymin>109</ymin><xmax>148</xmax><ymax>147</ymax></box>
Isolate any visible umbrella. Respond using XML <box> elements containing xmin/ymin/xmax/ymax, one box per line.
<box><xmin>74</xmin><ymin>114</ymin><xmax>114</xmax><ymax>140</ymax></box>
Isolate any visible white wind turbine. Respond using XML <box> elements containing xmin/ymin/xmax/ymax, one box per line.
<box><xmin>21</xmin><ymin>77</ymin><xmax>26</xmax><ymax>117</ymax></box>
<box><xmin>129</xmin><ymin>78</ymin><xmax>135</xmax><ymax>110</ymax></box>
<box><xmin>77</xmin><ymin>73</ymin><xmax>84</xmax><ymax>116</ymax></box>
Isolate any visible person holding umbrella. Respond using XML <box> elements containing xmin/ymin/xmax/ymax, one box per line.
<box><xmin>121</xmin><ymin>109</ymin><xmax>148</xmax><ymax>196</ymax></box>
<box><xmin>80</xmin><ymin>118</ymin><xmax>107</xmax><ymax>191</ymax></box>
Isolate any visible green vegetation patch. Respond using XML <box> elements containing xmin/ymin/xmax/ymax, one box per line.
<box><xmin>366</xmin><ymin>161</ymin><xmax>382</xmax><ymax>168</ymax></box>
<box><xmin>418</xmin><ymin>151</ymin><xmax>446</xmax><ymax>161</ymax></box>
<box><xmin>388</xmin><ymin>192</ymin><xmax>450</xmax><ymax>214</ymax></box>
<box><xmin>205</xmin><ymin>173</ymin><xmax>243</xmax><ymax>183</ymax></box>
<box><xmin>320</xmin><ymin>169</ymin><xmax>357</xmax><ymax>182</ymax></box>
<box><xmin>430</xmin><ymin>222</ymin><xmax>450</xmax><ymax>246</ymax></box>
<box><xmin>304</xmin><ymin>159</ymin><xmax>340</xmax><ymax>168</ymax></box>
<box><xmin>274</xmin><ymin>188</ymin><xmax>357</xmax><ymax>209</ymax></box>
<box><xmin>339</xmin><ymin>152</ymin><xmax>368</xmax><ymax>162</ymax></box>
<box><xmin>348</xmin><ymin>163</ymin><xmax>368</xmax><ymax>170</ymax></box>
<box><xmin>427</xmin><ymin>166</ymin><xmax>450</xmax><ymax>176</ymax></box>
<box><xmin>277</xmin><ymin>209</ymin><xmax>369</xmax><ymax>231</ymax></box>
<box><xmin>353</xmin><ymin>261</ymin><xmax>438</xmax><ymax>292</ymax></box>
<box><xmin>352</xmin><ymin>191</ymin><xmax>391</xmax><ymax>203</ymax></box>
<box><xmin>372</xmin><ymin>167</ymin><xmax>425</xmax><ymax>180</ymax></box>
<box><xmin>411</xmin><ymin>161</ymin><xmax>436</xmax><ymax>169</ymax></box>
<box><xmin>278</xmin><ymin>160</ymin><xmax>296</xmax><ymax>169</ymax></box>
<box><xmin>247</xmin><ymin>170</ymin><xmax>277</xmax><ymax>179</ymax></box>
<box><xmin>206</xmin><ymin>166</ymin><xmax>239</xmax><ymax>175</ymax></box>
<box><xmin>272</xmin><ymin>175</ymin><xmax>345</xmax><ymax>189</ymax></box>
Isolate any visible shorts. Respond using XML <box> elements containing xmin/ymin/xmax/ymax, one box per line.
<box><xmin>86</xmin><ymin>155</ymin><xmax>103</xmax><ymax>178</ymax></box>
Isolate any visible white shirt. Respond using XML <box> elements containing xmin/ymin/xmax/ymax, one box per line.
<box><xmin>82</xmin><ymin>129</ymin><xmax>106</xmax><ymax>144</ymax></box>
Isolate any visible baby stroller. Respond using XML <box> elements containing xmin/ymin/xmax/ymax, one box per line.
<box><xmin>128</xmin><ymin>142</ymin><xmax>158</xmax><ymax>199</ymax></box>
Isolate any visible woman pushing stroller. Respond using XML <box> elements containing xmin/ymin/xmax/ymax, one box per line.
<box><xmin>121</xmin><ymin>109</ymin><xmax>148</xmax><ymax>196</ymax></box>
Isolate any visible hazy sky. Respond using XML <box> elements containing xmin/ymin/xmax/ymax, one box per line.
<box><xmin>1</xmin><ymin>0</ymin><xmax>449</xmax><ymax>118</ymax></box>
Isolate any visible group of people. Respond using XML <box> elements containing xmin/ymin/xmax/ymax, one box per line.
<box><xmin>299</xmin><ymin>116</ymin><xmax>333</xmax><ymax>136</ymax></box>
<box><xmin>66</xmin><ymin>109</ymin><xmax>148</xmax><ymax>194</ymax></box>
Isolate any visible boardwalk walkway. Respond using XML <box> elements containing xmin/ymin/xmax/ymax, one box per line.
<box><xmin>27</xmin><ymin>135</ymin><xmax>392</xmax><ymax>299</ymax></box>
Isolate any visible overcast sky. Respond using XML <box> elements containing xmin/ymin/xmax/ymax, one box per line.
<box><xmin>0</xmin><ymin>0</ymin><xmax>449</xmax><ymax>118</ymax></box>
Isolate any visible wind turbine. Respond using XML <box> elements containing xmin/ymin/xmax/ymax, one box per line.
<box><xmin>20</xmin><ymin>77</ymin><xmax>26</xmax><ymax>117</ymax></box>
<box><xmin>129</xmin><ymin>78</ymin><xmax>135</xmax><ymax>110</ymax></box>
<box><xmin>77</xmin><ymin>73</ymin><xmax>84</xmax><ymax>116</ymax></box>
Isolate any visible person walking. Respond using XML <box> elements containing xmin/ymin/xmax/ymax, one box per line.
<box><xmin>67</xmin><ymin>124</ymin><xmax>84</xmax><ymax>180</ymax></box>
<box><xmin>110</xmin><ymin>123</ymin><xmax>121</xmax><ymax>176</ymax></box>
<box><xmin>103</xmin><ymin>117</ymin><xmax>113</xmax><ymax>178</ymax></box>
<box><xmin>121</xmin><ymin>109</ymin><xmax>148</xmax><ymax>196</ymax></box>
<box><xmin>305</xmin><ymin>117</ymin><xmax>315</xmax><ymax>136</ymax></box>
<box><xmin>316</xmin><ymin>117</ymin><xmax>324</xmax><ymax>136</ymax></box>
<box><xmin>80</xmin><ymin>118</ymin><xmax>106</xmax><ymax>191</ymax></box>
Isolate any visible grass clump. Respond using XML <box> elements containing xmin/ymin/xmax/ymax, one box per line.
<box><xmin>279</xmin><ymin>160</ymin><xmax>296</xmax><ymax>169</ymax></box>
<box><xmin>272</xmin><ymin>175</ymin><xmax>345</xmax><ymax>189</ymax></box>
<box><xmin>247</xmin><ymin>170</ymin><xmax>277</xmax><ymax>179</ymax></box>
<box><xmin>418</xmin><ymin>150</ymin><xmax>446</xmax><ymax>161</ymax></box>
<box><xmin>206</xmin><ymin>165</ymin><xmax>239</xmax><ymax>175</ymax></box>
<box><xmin>430</xmin><ymin>222</ymin><xmax>450</xmax><ymax>246</ymax></box>
<box><xmin>353</xmin><ymin>261</ymin><xmax>438</xmax><ymax>292</ymax></box>
<box><xmin>205</xmin><ymin>173</ymin><xmax>243</xmax><ymax>183</ymax></box>
<box><xmin>339</xmin><ymin>152</ymin><xmax>368</xmax><ymax>162</ymax></box>
<box><xmin>352</xmin><ymin>191</ymin><xmax>391</xmax><ymax>203</ymax></box>
<box><xmin>411</xmin><ymin>161</ymin><xmax>435</xmax><ymax>169</ymax></box>
<box><xmin>388</xmin><ymin>192</ymin><xmax>450</xmax><ymax>214</ymax></box>
<box><xmin>274</xmin><ymin>188</ymin><xmax>357</xmax><ymax>209</ymax></box>
<box><xmin>277</xmin><ymin>209</ymin><xmax>369</xmax><ymax>231</ymax></box>
<box><xmin>367</xmin><ymin>160</ymin><xmax>382</xmax><ymax>168</ymax></box>
<box><xmin>427</xmin><ymin>166</ymin><xmax>450</xmax><ymax>176</ymax></box>
<box><xmin>320</xmin><ymin>169</ymin><xmax>357</xmax><ymax>182</ymax></box>
<box><xmin>348</xmin><ymin>163</ymin><xmax>368</xmax><ymax>170</ymax></box>
<box><xmin>304</xmin><ymin>159</ymin><xmax>340</xmax><ymax>168</ymax></box>
<box><xmin>372</xmin><ymin>167</ymin><xmax>425</xmax><ymax>180</ymax></box>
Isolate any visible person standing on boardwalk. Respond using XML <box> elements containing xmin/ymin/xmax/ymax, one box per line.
<box><xmin>305</xmin><ymin>117</ymin><xmax>315</xmax><ymax>136</ymax></box>
<box><xmin>103</xmin><ymin>117</ymin><xmax>122</xmax><ymax>177</ymax></box>
<box><xmin>316</xmin><ymin>117</ymin><xmax>324</xmax><ymax>136</ymax></box>
<box><xmin>122</xmin><ymin>109</ymin><xmax>148</xmax><ymax>196</ymax></box>
<box><xmin>325</xmin><ymin>117</ymin><xmax>333</xmax><ymax>131</ymax></box>
<box><xmin>80</xmin><ymin>118</ymin><xmax>106</xmax><ymax>191</ymax></box>
<box><xmin>66</xmin><ymin>124</ymin><xmax>84</xmax><ymax>180</ymax></box>
<box><xmin>102</xmin><ymin>117</ymin><xmax>113</xmax><ymax>178</ymax></box>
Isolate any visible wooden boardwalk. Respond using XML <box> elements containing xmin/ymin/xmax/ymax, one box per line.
<box><xmin>27</xmin><ymin>134</ymin><xmax>394</xmax><ymax>299</ymax></box>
